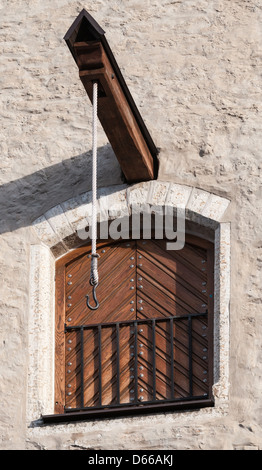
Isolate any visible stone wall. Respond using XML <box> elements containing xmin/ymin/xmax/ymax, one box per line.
<box><xmin>0</xmin><ymin>0</ymin><xmax>261</xmax><ymax>450</ymax></box>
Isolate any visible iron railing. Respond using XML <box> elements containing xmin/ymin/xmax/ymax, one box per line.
<box><xmin>64</xmin><ymin>311</ymin><xmax>209</xmax><ymax>415</ymax></box>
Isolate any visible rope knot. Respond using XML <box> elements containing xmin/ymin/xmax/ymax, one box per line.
<box><xmin>90</xmin><ymin>253</ymin><xmax>100</xmax><ymax>286</ymax></box>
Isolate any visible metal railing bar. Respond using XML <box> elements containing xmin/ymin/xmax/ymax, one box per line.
<box><xmin>98</xmin><ymin>325</ymin><xmax>102</xmax><ymax>407</ymax></box>
<box><xmin>116</xmin><ymin>322</ymin><xmax>120</xmax><ymax>405</ymax></box>
<box><xmin>152</xmin><ymin>319</ymin><xmax>156</xmax><ymax>401</ymax></box>
<box><xmin>134</xmin><ymin>321</ymin><xmax>138</xmax><ymax>404</ymax></box>
<box><xmin>64</xmin><ymin>394</ymin><xmax>209</xmax><ymax>413</ymax></box>
<box><xmin>80</xmin><ymin>326</ymin><xmax>84</xmax><ymax>409</ymax></box>
<box><xmin>188</xmin><ymin>315</ymin><xmax>193</xmax><ymax>398</ymax></box>
<box><xmin>65</xmin><ymin>311</ymin><xmax>207</xmax><ymax>331</ymax></box>
<box><xmin>170</xmin><ymin>317</ymin><xmax>174</xmax><ymax>399</ymax></box>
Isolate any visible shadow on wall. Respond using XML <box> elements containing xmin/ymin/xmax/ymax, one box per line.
<box><xmin>0</xmin><ymin>144</ymin><xmax>124</xmax><ymax>235</ymax></box>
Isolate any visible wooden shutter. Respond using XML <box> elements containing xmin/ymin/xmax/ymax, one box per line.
<box><xmin>64</xmin><ymin>241</ymin><xmax>137</xmax><ymax>410</ymax></box>
<box><xmin>55</xmin><ymin>236</ymin><xmax>214</xmax><ymax>415</ymax></box>
<box><xmin>135</xmin><ymin>239</ymin><xmax>213</xmax><ymax>402</ymax></box>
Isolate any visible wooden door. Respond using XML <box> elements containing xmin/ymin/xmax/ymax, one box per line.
<box><xmin>55</xmin><ymin>236</ymin><xmax>214</xmax><ymax>413</ymax></box>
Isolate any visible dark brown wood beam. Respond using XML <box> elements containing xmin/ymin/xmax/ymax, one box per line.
<box><xmin>64</xmin><ymin>10</ymin><xmax>159</xmax><ymax>183</ymax></box>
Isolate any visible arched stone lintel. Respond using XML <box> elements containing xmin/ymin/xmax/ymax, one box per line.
<box><xmin>32</xmin><ymin>181</ymin><xmax>230</xmax><ymax>249</ymax></box>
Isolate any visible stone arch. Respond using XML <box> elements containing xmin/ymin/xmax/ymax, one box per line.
<box><xmin>28</xmin><ymin>181</ymin><xmax>230</xmax><ymax>425</ymax></box>
<box><xmin>32</xmin><ymin>181</ymin><xmax>230</xmax><ymax>254</ymax></box>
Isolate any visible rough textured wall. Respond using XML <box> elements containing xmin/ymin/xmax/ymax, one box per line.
<box><xmin>0</xmin><ymin>0</ymin><xmax>261</xmax><ymax>450</ymax></box>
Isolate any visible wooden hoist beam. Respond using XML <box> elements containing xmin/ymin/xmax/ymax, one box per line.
<box><xmin>64</xmin><ymin>9</ymin><xmax>159</xmax><ymax>183</ymax></box>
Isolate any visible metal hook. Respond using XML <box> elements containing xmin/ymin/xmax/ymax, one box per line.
<box><xmin>86</xmin><ymin>283</ymin><xmax>99</xmax><ymax>310</ymax></box>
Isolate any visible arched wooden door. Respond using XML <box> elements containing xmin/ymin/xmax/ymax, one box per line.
<box><xmin>55</xmin><ymin>236</ymin><xmax>214</xmax><ymax>416</ymax></box>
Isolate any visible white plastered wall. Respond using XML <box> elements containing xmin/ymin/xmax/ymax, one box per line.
<box><xmin>27</xmin><ymin>181</ymin><xmax>230</xmax><ymax>435</ymax></box>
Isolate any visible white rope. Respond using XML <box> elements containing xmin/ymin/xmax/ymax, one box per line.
<box><xmin>90</xmin><ymin>81</ymin><xmax>99</xmax><ymax>286</ymax></box>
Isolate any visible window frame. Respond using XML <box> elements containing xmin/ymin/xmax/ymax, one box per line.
<box><xmin>53</xmin><ymin>235</ymin><xmax>214</xmax><ymax>421</ymax></box>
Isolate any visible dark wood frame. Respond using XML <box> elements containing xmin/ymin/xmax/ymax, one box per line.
<box><xmin>53</xmin><ymin>235</ymin><xmax>214</xmax><ymax>419</ymax></box>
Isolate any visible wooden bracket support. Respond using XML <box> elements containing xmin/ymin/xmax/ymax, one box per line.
<box><xmin>64</xmin><ymin>10</ymin><xmax>159</xmax><ymax>183</ymax></box>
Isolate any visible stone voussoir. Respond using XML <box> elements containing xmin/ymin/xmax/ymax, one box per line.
<box><xmin>32</xmin><ymin>181</ymin><xmax>231</xmax><ymax>246</ymax></box>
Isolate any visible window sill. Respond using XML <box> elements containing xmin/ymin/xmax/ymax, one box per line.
<box><xmin>41</xmin><ymin>398</ymin><xmax>214</xmax><ymax>425</ymax></box>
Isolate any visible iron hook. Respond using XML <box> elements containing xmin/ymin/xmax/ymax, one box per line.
<box><xmin>86</xmin><ymin>283</ymin><xmax>99</xmax><ymax>310</ymax></box>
